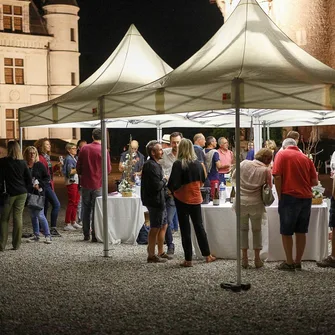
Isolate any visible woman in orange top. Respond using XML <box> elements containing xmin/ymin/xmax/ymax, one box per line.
<box><xmin>168</xmin><ymin>139</ymin><xmax>216</xmax><ymax>267</ymax></box>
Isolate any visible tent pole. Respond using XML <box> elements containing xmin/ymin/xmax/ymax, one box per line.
<box><xmin>221</xmin><ymin>78</ymin><xmax>250</xmax><ymax>292</ymax></box>
<box><xmin>253</xmin><ymin>116</ymin><xmax>262</xmax><ymax>153</ymax></box>
<box><xmin>267</xmin><ymin>125</ymin><xmax>270</xmax><ymax>140</ymax></box>
<box><xmin>234</xmin><ymin>78</ymin><xmax>242</xmax><ymax>286</ymax></box>
<box><xmin>19</xmin><ymin>127</ymin><xmax>23</xmax><ymax>150</ymax></box>
<box><xmin>100</xmin><ymin>96</ymin><xmax>110</xmax><ymax>257</ymax></box>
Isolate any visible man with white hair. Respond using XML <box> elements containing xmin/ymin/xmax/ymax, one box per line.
<box><xmin>272</xmin><ymin>137</ymin><xmax>318</xmax><ymax>271</ymax></box>
<box><xmin>119</xmin><ymin>140</ymin><xmax>145</xmax><ymax>181</ymax></box>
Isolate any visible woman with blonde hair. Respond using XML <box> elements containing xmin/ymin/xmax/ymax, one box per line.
<box><xmin>34</xmin><ymin>138</ymin><xmax>61</xmax><ymax>237</ymax></box>
<box><xmin>0</xmin><ymin>141</ymin><xmax>31</xmax><ymax>251</ymax></box>
<box><xmin>23</xmin><ymin>146</ymin><xmax>52</xmax><ymax>244</ymax></box>
<box><xmin>232</xmin><ymin>148</ymin><xmax>273</xmax><ymax>268</ymax></box>
<box><xmin>62</xmin><ymin>142</ymin><xmax>81</xmax><ymax>231</ymax></box>
<box><xmin>168</xmin><ymin>138</ymin><xmax>216</xmax><ymax>267</ymax></box>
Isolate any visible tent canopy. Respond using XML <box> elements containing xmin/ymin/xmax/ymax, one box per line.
<box><xmin>101</xmin><ymin>0</ymin><xmax>335</xmax><ymax>119</ymax></box>
<box><xmin>20</xmin><ymin>0</ymin><xmax>335</xmax><ymax>128</ymax></box>
<box><xmin>20</xmin><ymin>24</ymin><xmax>172</xmax><ymax>127</ymax></box>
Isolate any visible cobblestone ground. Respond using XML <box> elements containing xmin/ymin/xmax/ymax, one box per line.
<box><xmin>0</xmin><ymin>171</ymin><xmax>334</xmax><ymax>335</ymax></box>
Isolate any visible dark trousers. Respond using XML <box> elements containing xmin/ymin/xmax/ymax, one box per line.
<box><xmin>174</xmin><ymin>198</ymin><xmax>210</xmax><ymax>261</ymax></box>
<box><xmin>44</xmin><ymin>184</ymin><xmax>60</xmax><ymax>228</ymax></box>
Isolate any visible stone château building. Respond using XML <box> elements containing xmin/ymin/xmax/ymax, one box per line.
<box><xmin>0</xmin><ymin>0</ymin><xmax>80</xmax><ymax>142</ymax></box>
<box><xmin>211</xmin><ymin>0</ymin><xmax>335</xmax><ymax>140</ymax></box>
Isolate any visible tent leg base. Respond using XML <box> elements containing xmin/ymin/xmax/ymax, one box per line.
<box><xmin>103</xmin><ymin>250</ymin><xmax>111</xmax><ymax>257</ymax></box>
<box><xmin>220</xmin><ymin>282</ymin><xmax>251</xmax><ymax>292</ymax></box>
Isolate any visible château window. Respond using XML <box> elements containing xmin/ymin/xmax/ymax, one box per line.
<box><xmin>3</xmin><ymin>5</ymin><xmax>23</xmax><ymax>32</ymax></box>
<box><xmin>5</xmin><ymin>109</ymin><xmax>19</xmax><ymax>139</ymax></box>
<box><xmin>71</xmin><ymin>72</ymin><xmax>76</xmax><ymax>86</ymax></box>
<box><xmin>5</xmin><ymin>58</ymin><xmax>24</xmax><ymax>85</ymax></box>
<box><xmin>70</xmin><ymin>28</ymin><xmax>75</xmax><ymax>42</ymax></box>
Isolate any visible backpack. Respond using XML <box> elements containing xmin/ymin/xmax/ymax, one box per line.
<box><xmin>203</xmin><ymin>149</ymin><xmax>218</xmax><ymax>172</ymax></box>
<box><xmin>136</xmin><ymin>224</ymin><xmax>149</xmax><ymax>245</ymax></box>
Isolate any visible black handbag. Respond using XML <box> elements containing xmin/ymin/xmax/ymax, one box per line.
<box><xmin>26</xmin><ymin>192</ymin><xmax>45</xmax><ymax>211</ymax></box>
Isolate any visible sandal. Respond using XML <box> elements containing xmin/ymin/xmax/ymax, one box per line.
<box><xmin>254</xmin><ymin>259</ymin><xmax>264</xmax><ymax>269</ymax></box>
<box><xmin>180</xmin><ymin>260</ymin><xmax>193</xmax><ymax>267</ymax></box>
<box><xmin>206</xmin><ymin>255</ymin><xmax>216</xmax><ymax>263</ymax></box>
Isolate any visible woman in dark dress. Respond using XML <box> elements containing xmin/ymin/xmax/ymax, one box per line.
<box><xmin>0</xmin><ymin>141</ymin><xmax>31</xmax><ymax>251</ymax></box>
<box><xmin>168</xmin><ymin>138</ymin><xmax>216</xmax><ymax>267</ymax></box>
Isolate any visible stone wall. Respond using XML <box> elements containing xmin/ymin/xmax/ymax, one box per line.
<box><xmin>271</xmin><ymin>0</ymin><xmax>330</xmax><ymax>67</ymax></box>
<box><xmin>329</xmin><ymin>0</ymin><xmax>335</xmax><ymax>68</ymax></box>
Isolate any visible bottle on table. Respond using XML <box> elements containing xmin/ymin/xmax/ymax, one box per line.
<box><xmin>230</xmin><ymin>186</ymin><xmax>235</xmax><ymax>203</ymax></box>
<box><xmin>213</xmin><ymin>183</ymin><xmax>220</xmax><ymax>206</ymax></box>
<box><xmin>219</xmin><ymin>182</ymin><xmax>226</xmax><ymax>204</ymax></box>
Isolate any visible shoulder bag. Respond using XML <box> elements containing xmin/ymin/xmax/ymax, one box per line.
<box><xmin>26</xmin><ymin>190</ymin><xmax>45</xmax><ymax>211</ymax></box>
<box><xmin>262</xmin><ymin>168</ymin><xmax>274</xmax><ymax>206</ymax></box>
<box><xmin>262</xmin><ymin>183</ymin><xmax>275</xmax><ymax>206</ymax></box>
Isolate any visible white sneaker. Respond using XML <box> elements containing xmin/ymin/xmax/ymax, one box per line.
<box><xmin>64</xmin><ymin>224</ymin><xmax>76</xmax><ymax>231</ymax></box>
<box><xmin>44</xmin><ymin>236</ymin><xmax>52</xmax><ymax>244</ymax></box>
<box><xmin>72</xmin><ymin>222</ymin><xmax>82</xmax><ymax>229</ymax></box>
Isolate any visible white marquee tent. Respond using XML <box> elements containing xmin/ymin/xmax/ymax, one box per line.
<box><xmin>19</xmin><ymin>0</ymin><xmax>335</xmax><ymax>286</ymax></box>
<box><xmin>19</xmin><ymin>24</ymin><xmax>173</xmax><ymax>127</ymax></box>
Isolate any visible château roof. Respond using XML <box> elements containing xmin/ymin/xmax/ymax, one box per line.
<box><xmin>30</xmin><ymin>1</ymin><xmax>49</xmax><ymax>35</ymax></box>
<box><xmin>43</xmin><ymin>0</ymin><xmax>78</xmax><ymax>6</ymax></box>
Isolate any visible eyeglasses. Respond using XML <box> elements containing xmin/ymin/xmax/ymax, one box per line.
<box><xmin>70</xmin><ymin>147</ymin><xmax>77</xmax><ymax>150</ymax></box>
<box><xmin>29</xmin><ymin>152</ymin><xmax>36</xmax><ymax>155</ymax></box>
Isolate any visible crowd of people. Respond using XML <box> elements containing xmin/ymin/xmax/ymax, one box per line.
<box><xmin>1</xmin><ymin>128</ymin><xmax>335</xmax><ymax>271</ymax></box>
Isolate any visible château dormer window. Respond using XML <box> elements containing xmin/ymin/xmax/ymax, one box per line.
<box><xmin>3</xmin><ymin>5</ymin><xmax>23</xmax><ymax>32</ymax></box>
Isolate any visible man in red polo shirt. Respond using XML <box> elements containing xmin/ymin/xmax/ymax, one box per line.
<box><xmin>272</xmin><ymin>138</ymin><xmax>318</xmax><ymax>271</ymax></box>
<box><xmin>77</xmin><ymin>129</ymin><xmax>111</xmax><ymax>242</ymax></box>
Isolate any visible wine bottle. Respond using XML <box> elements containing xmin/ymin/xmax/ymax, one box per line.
<box><xmin>213</xmin><ymin>183</ymin><xmax>220</xmax><ymax>206</ymax></box>
<box><xmin>230</xmin><ymin>186</ymin><xmax>236</xmax><ymax>203</ymax></box>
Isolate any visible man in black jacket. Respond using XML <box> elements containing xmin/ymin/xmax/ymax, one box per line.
<box><xmin>141</xmin><ymin>140</ymin><xmax>172</xmax><ymax>263</ymax></box>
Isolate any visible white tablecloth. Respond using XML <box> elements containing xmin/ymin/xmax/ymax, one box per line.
<box><xmin>94</xmin><ymin>194</ymin><xmax>145</xmax><ymax>245</ymax></box>
<box><xmin>192</xmin><ymin>201</ymin><xmax>328</xmax><ymax>261</ymax></box>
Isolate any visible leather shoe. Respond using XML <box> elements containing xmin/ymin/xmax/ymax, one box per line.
<box><xmin>147</xmin><ymin>255</ymin><xmax>167</xmax><ymax>263</ymax></box>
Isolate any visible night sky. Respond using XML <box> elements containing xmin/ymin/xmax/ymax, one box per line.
<box><xmin>76</xmin><ymin>0</ymin><xmax>224</xmax><ymax>154</ymax></box>
<box><xmin>34</xmin><ymin>1</ymin><xmax>224</xmax><ymax>155</ymax></box>
<box><xmin>75</xmin><ymin>0</ymin><xmax>223</xmax><ymax>80</ymax></box>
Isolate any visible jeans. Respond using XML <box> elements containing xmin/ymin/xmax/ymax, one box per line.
<box><xmin>65</xmin><ymin>184</ymin><xmax>80</xmax><ymax>223</ymax></box>
<box><xmin>165</xmin><ymin>197</ymin><xmax>175</xmax><ymax>248</ymax></box>
<box><xmin>174</xmin><ymin>197</ymin><xmax>210</xmax><ymax>261</ymax></box>
<box><xmin>0</xmin><ymin>193</ymin><xmax>27</xmax><ymax>251</ymax></box>
<box><xmin>44</xmin><ymin>184</ymin><xmax>60</xmax><ymax>228</ymax></box>
<box><xmin>81</xmin><ymin>187</ymin><xmax>102</xmax><ymax>238</ymax></box>
<box><xmin>172</xmin><ymin>212</ymin><xmax>179</xmax><ymax>231</ymax></box>
<box><xmin>30</xmin><ymin>208</ymin><xmax>50</xmax><ymax>237</ymax></box>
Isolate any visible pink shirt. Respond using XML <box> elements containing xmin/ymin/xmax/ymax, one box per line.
<box><xmin>218</xmin><ymin>149</ymin><xmax>234</xmax><ymax>174</ymax></box>
<box><xmin>77</xmin><ymin>142</ymin><xmax>111</xmax><ymax>190</ymax></box>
